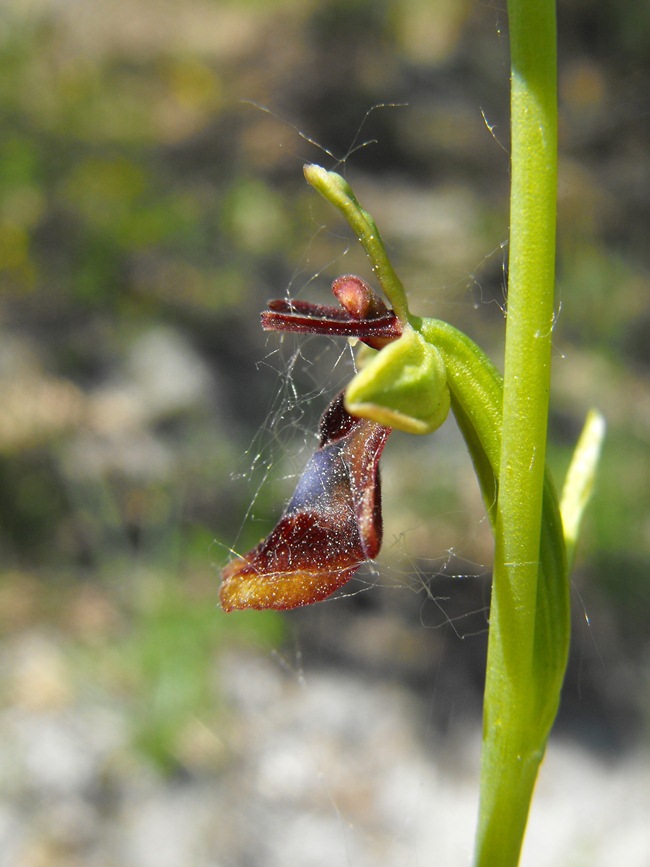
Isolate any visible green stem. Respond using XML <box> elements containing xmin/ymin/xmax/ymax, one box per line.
<box><xmin>474</xmin><ymin>1</ymin><xmax>566</xmax><ymax>863</ymax></box>
<box><xmin>416</xmin><ymin>319</ymin><xmax>567</xmax><ymax>866</ymax></box>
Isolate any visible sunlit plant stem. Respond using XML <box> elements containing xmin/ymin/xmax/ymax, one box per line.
<box><xmin>474</xmin><ymin>1</ymin><xmax>566</xmax><ymax>863</ymax></box>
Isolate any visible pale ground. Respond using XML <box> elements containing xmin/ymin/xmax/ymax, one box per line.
<box><xmin>0</xmin><ymin>636</ymin><xmax>648</xmax><ymax>867</ymax></box>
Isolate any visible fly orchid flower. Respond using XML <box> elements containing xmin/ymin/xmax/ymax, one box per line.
<box><xmin>220</xmin><ymin>276</ymin><xmax>400</xmax><ymax>611</ymax></box>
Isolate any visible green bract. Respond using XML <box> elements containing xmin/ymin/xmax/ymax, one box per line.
<box><xmin>345</xmin><ymin>328</ymin><xmax>450</xmax><ymax>435</ymax></box>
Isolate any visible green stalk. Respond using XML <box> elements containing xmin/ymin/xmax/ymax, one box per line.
<box><xmin>474</xmin><ymin>1</ymin><xmax>568</xmax><ymax>864</ymax></box>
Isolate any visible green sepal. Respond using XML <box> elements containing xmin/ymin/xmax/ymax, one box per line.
<box><xmin>345</xmin><ymin>328</ymin><xmax>450</xmax><ymax>435</ymax></box>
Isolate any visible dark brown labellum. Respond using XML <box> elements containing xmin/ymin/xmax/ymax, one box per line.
<box><xmin>220</xmin><ymin>392</ymin><xmax>391</xmax><ymax>611</ymax></box>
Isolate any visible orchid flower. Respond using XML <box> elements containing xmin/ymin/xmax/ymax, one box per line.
<box><xmin>221</xmin><ymin>268</ymin><xmax>458</xmax><ymax>610</ymax></box>
<box><xmin>220</xmin><ymin>277</ymin><xmax>400</xmax><ymax>611</ymax></box>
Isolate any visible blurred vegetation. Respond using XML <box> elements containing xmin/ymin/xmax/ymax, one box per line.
<box><xmin>0</xmin><ymin>0</ymin><xmax>649</xmax><ymax>771</ymax></box>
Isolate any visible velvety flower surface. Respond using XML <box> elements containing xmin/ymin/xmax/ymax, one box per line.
<box><xmin>220</xmin><ymin>392</ymin><xmax>391</xmax><ymax>611</ymax></box>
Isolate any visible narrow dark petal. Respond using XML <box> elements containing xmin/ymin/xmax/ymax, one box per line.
<box><xmin>266</xmin><ymin>297</ymin><xmax>355</xmax><ymax>321</ymax></box>
<box><xmin>261</xmin><ymin>300</ymin><xmax>401</xmax><ymax>345</ymax></box>
<box><xmin>220</xmin><ymin>393</ymin><xmax>391</xmax><ymax>611</ymax></box>
<box><xmin>261</xmin><ymin>276</ymin><xmax>403</xmax><ymax>348</ymax></box>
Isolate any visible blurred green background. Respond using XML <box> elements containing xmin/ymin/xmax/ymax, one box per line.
<box><xmin>1</xmin><ymin>0</ymin><xmax>649</xmax><ymax>861</ymax></box>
